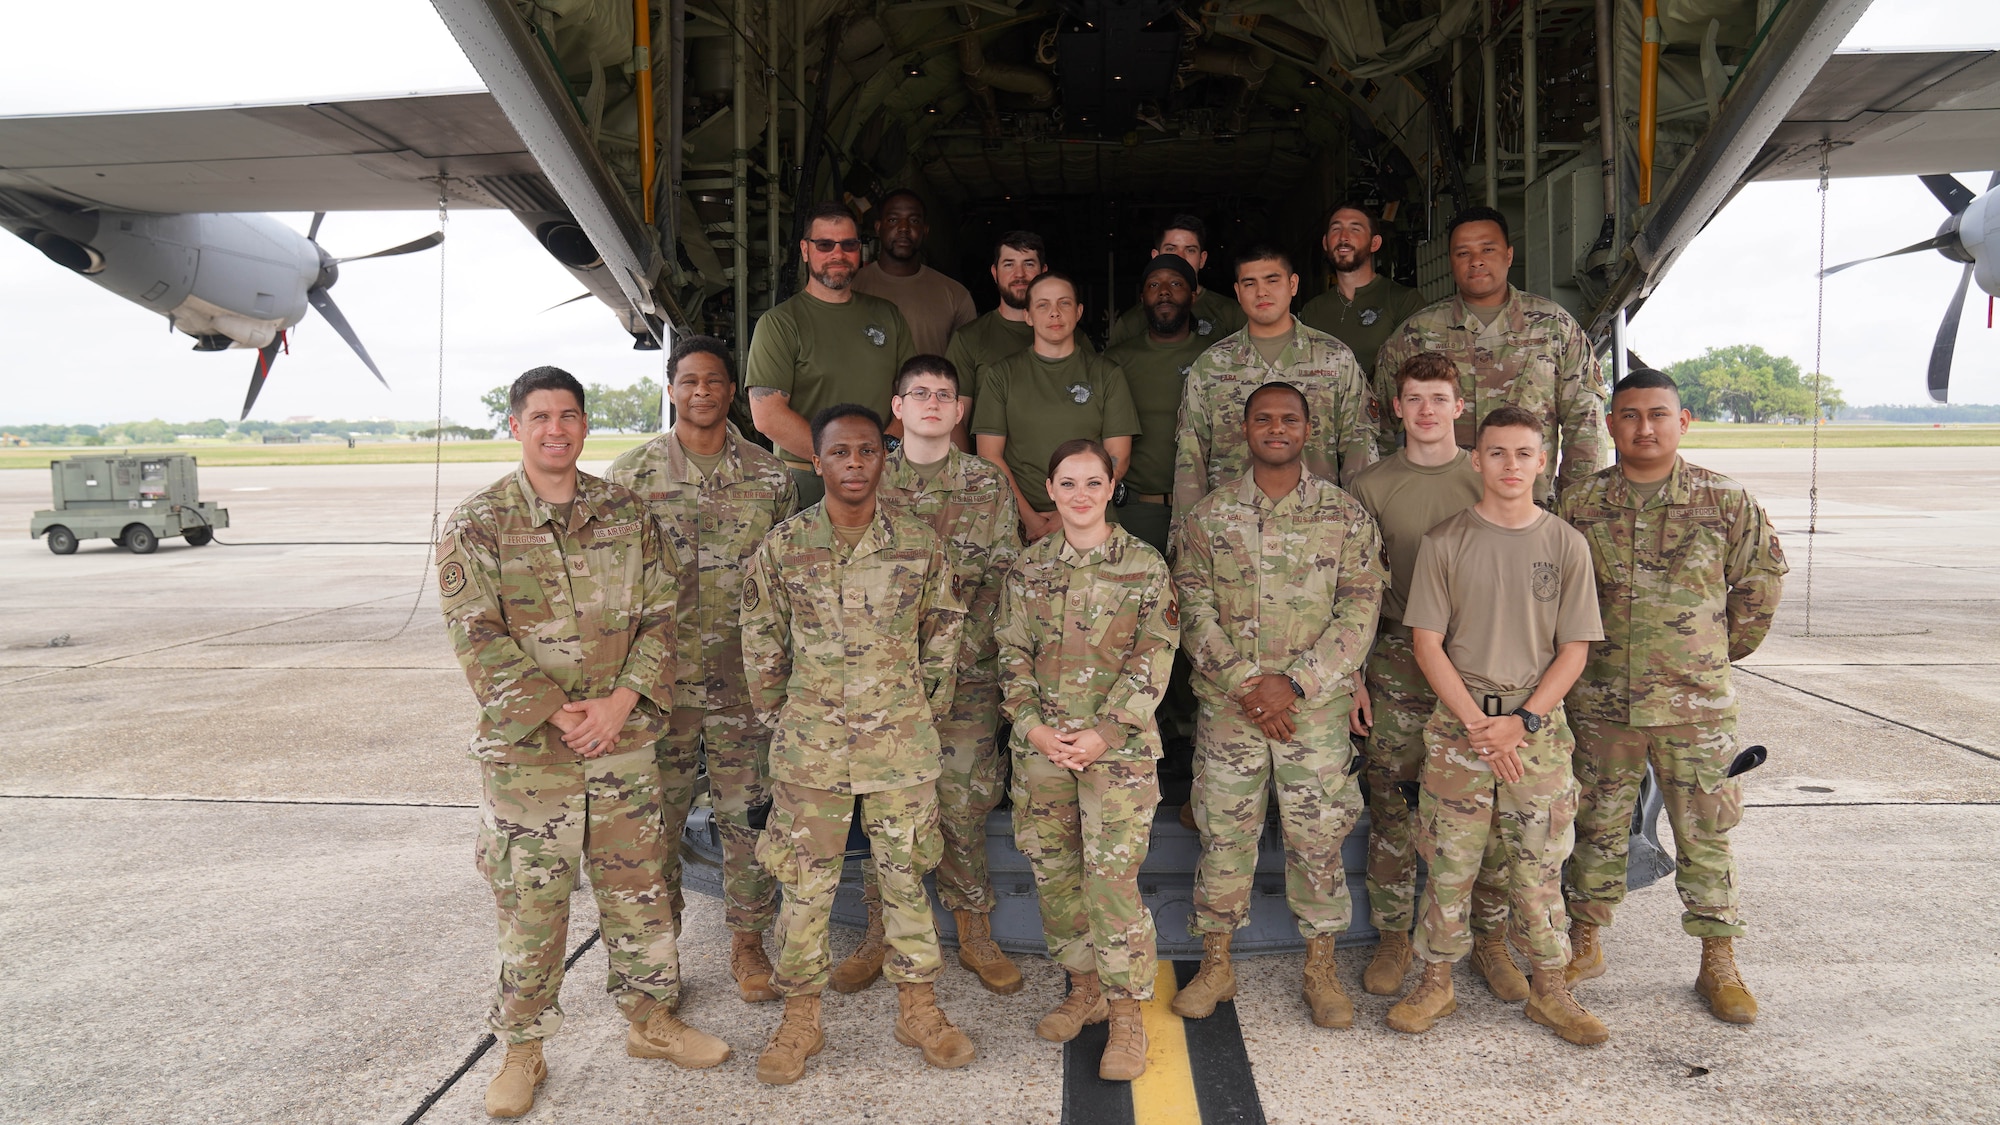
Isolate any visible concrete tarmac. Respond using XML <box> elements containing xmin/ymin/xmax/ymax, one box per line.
<box><xmin>1</xmin><ymin>448</ymin><xmax>1995</xmax><ymax>1124</ymax></box>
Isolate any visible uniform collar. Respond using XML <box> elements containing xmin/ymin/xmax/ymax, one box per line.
<box><xmin>1056</xmin><ymin>524</ymin><xmax>1128</xmax><ymax>568</ymax></box>
<box><xmin>1231</xmin><ymin>319</ymin><xmax>1306</xmax><ymax>365</ymax></box>
<box><xmin>884</xmin><ymin>444</ymin><xmax>971</xmax><ymax>494</ymax></box>
<box><xmin>1447</xmin><ymin>285</ymin><xmax>1522</xmax><ymax>335</ymax></box>
<box><xmin>1324</xmin><ymin>273</ymin><xmax>1392</xmax><ymax>305</ymax></box>
<box><xmin>512</xmin><ymin>467</ymin><xmax>608</xmax><ymax>532</ymax></box>
<box><xmin>659</xmin><ymin>427</ymin><xmax>750</xmax><ymax>487</ymax></box>
<box><xmin>798</xmin><ymin>501</ymin><xmax>897</xmax><ymax>559</ymax></box>
<box><xmin>1608</xmin><ymin>456</ymin><xmax>1691</xmax><ymax>509</ymax></box>
<box><xmin>1233</xmin><ymin>465</ymin><xmax>1323</xmax><ymax>510</ymax></box>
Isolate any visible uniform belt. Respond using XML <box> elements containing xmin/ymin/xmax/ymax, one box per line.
<box><xmin>1478</xmin><ymin>689</ymin><xmax>1538</xmax><ymax>716</ymax></box>
<box><xmin>1128</xmin><ymin>492</ymin><xmax>1168</xmax><ymax>504</ymax></box>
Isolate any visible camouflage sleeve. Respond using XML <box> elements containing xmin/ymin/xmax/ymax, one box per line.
<box><xmin>917</xmin><ymin>537</ymin><xmax>966</xmax><ymax>721</ymax></box>
<box><xmin>738</xmin><ymin>537</ymin><xmax>792</xmax><ymax>730</ymax></box>
<box><xmin>993</xmin><ymin>564</ymin><xmax>1046</xmax><ymax>732</ymax></box>
<box><xmin>774</xmin><ymin>468</ymin><xmax>800</xmax><ymax>520</ymax></box>
<box><xmin>1171</xmin><ymin>514</ymin><xmax>1257</xmax><ymax>698</ymax></box>
<box><xmin>438</xmin><ymin>518</ymin><xmax>570</xmax><ymax>745</ymax></box>
<box><xmin>961</xmin><ymin>503</ymin><xmax>1021</xmax><ymax>670</ymax></box>
<box><xmin>1097</xmin><ymin>561</ymin><xmax>1180</xmax><ymax>749</ymax></box>
<box><xmin>1724</xmin><ymin>490</ymin><xmax>1788</xmax><ymax>661</ymax></box>
<box><xmin>1330</xmin><ymin>347</ymin><xmax>1378</xmax><ymax>486</ymax></box>
<box><xmin>1555</xmin><ymin>319</ymin><xmax>1611</xmax><ymax>489</ymax></box>
<box><xmin>614</xmin><ymin>511</ymin><xmax>681</xmax><ymax>708</ymax></box>
<box><xmin>1172</xmin><ymin>365</ymin><xmax>1213</xmax><ymax>510</ymax></box>
<box><xmin>1284</xmin><ymin>518</ymin><xmax>1387</xmax><ymax>700</ymax></box>
<box><xmin>602</xmin><ymin>445</ymin><xmax>643</xmax><ymax>492</ymax></box>
<box><xmin>1372</xmin><ymin>328</ymin><xmax>1416</xmax><ymax>459</ymax></box>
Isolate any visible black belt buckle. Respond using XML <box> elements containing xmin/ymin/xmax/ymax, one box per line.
<box><xmin>1482</xmin><ymin>693</ymin><xmax>1505</xmax><ymax>717</ymax></box>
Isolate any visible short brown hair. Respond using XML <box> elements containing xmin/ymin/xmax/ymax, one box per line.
<box><xmin>1393</xmin><ymin>352</ymin><xmax>1461</xmax><ymax>397</ymax></box>
<box><xmin>1475</xmin><ymin>404</ymin><xmax>1542</xmax><ymax>445</ymax></box>
<box><xmin>1046</xmin><ymin>437</ymin><xmax>1114</xmax><ymax>480</ymax></box>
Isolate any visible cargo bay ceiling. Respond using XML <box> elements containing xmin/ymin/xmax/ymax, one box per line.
<box><xmin>430</xmin><ymin>0</ymin><xmax>1874</xmax><ymax>346</ymax></box>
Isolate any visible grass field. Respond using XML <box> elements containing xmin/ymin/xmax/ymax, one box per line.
<box><xmin>2</xmin><ymin>423</ymin><xmax>1996</xmax><ymax>470</ymax></box>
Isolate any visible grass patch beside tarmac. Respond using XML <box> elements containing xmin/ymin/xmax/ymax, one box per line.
<box><xmin>2</xmin><ymin>424</ymin><xmax>1996</xmax><ymax>470</ymax></box>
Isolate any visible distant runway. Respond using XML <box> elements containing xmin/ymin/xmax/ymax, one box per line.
<box><xmin>2</xmin><ymin>448</ymin><xmax>1995</xmax><ymax>1124</ymax></box>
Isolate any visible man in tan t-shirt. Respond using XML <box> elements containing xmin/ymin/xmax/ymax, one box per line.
<box><xmin>1387</xmin><ymin>404</ymin><xmax>1609</xmax><ymax>1048</ymax></box>
<box><xmin>852</xmin><ymin>190</ymin><xmax>977</xmax><ymax>361</ymax></box>
<box><xmin>1346</xmin><ymin>352</ymin><xmax>1514</xmax><ymax>1002</ymax></box>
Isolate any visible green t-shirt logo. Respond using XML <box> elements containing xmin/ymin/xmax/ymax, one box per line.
<box><xmin>1068</xmin><ymin>383</ymin><xmax>1092</xmax><ymax>404</ymax></box>
<box><xmin>865</xmin><ymin>325</ymin><xmax>887</xmax><ymax>346</ymax></box>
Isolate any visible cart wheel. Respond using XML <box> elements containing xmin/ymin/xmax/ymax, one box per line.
<box><xmin>45</xmin><ymin>526</ymin><xmax>77</xmax><ymax>555</ymax></box>
<box><xmin>184</xmin><ymin>527</ymin><xmax>213</xmax><ymax>547</ymax></box>
<box><xmin>123</xmin><ymin>523</ymin><xmax>158</xmax><ymax>554</ymax></box>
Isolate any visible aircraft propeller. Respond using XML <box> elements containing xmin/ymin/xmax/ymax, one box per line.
<box><xmin>1820</xmin><ymin>170</ymin><xmax>1999</xmax><ymax>403</ymax></box>
<box><xmin>239</xmin><ymin>212</ymin><xmax>444</xmax><ymax>418</ymax></box>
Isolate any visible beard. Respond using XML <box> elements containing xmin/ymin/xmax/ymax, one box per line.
<box><xmin>811</xmin><ymin>262</ymin><xmax>854</xmax><ymax>290</ymax></box>
<box><xmin>1000</xmin><ymin>284</ymin><xmax>1031</xmax><ymax>310</ymax></box>
<box><xmin>881</xmin><ymin>237</ymin><xmax>920</xmax><ymax>263</ymax></box>
<box><xmin>1330</xmin><ymin>245</ymin><xmax>1370</xmax><ymax>275</ymax></box>
<box><xmin>1145</xmin><ymin>300</ymin><xmax>1191</xmax><ymax>336</ymax></box>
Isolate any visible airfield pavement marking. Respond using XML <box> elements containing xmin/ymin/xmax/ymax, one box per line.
<box><xmin>1063</xmin><ymin>961</ymin><xmax>1265</xmax><ymax>1125</ymax></box>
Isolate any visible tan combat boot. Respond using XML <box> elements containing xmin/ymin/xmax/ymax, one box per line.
<box><xmin>1384</xmin><ymin>959</ymin><xmax>1456</xmax><ymax>1035</ymax></box>
<box><xmin>829</xmin><ymin>900</ymin><xmax>887</xmax><ymax>993</ymax></box>
<box><xmin>1170</xmin><ymin>931</ymin><xmax>1236</xmax><ymax>1019</ymax></box>
<box><xmin>1696</xmin><ymin>936</ymin><xmax>1758</xmax><ymax>1024</ymax></box>
<box><xmin>627</xmin><ymin>1005</ymin><xmax>732</xmax><ymax>1068</ymax></box>
<box><xmin>1036</xmin><ymin>970</ymin><xmax>1111</xmax><ymax>1042</ymax></box>
<box><xmin>755</xmin><ymin>994</ymin><xmax>825</xmax><ymax>1085</ymax></box>
<box><xmin>484</xmin><ymin>1040</ymin><xmax>546</xmax><ymax>1119</ymax></box>
<box><xmin>1098</xmin><ymin>998</ymin><xmax>1148</xmax><ymax>1082</ymax></box>
<box><xmin>1566</xmin><ymin>918</ymin><xmax>1605</xmax><ymax>985</ymax></box>
<box><xmin>1470</xmin><ymin>929</ymin><xmax>1530</xmax><ymax>1002</ymax></box>
<box><xmin>894</xmin><ymin>981</ymin><xmax>977</xmax><ymax>1069</ymax></box>
<box><xmin>1525</xmin><ymin>970</ymin><xmax>1610</xmax><ymax>1045</ymax></box>
<box><xmin>1303</xmin><ymin>934</ymin><xmax>1354</xmax><ymax>1028</ymax></box>
<box><xmin>954</xmin><ymin>909</ymin><xmax>1025</xmax><ymax>995</ymax></box>
<box><xmin>732</xmin><ymin>929</ymin><xmax>780</xmax><ymax>1003</ymax></box>
<box><xmin>1362</xmin><ymin>929</ymin><xmax>1413</xmax><ymax>996</ymax></box>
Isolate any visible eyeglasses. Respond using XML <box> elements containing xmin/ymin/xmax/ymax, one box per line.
<box><xmin>808</xmin><ymin>238</ymin><xmax>863</xmax><ymax>253</ymax></box>
<box><xmin>897</xmin><ymin>388</ymin><xmax>958</xmax><ymax>403</ymax></box>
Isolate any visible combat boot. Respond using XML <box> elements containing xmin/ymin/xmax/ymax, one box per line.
<box><xmin>1302</xmin><ymin>934</ymin><xmax>1354</xmax><ymax>1028</ymax></box>
<box><xmin>1384</xmin><ymin>959</ymin><xmax>1456</xmax><ymax>1035</ymax></box>
<box><xmin>954</xmin><ymin>909</ymin><xmax>1025</xmax><ymax>995</ymax></box>
<box><xmin>893</xmin><ymin>981</ymin><xmax>976</xmax><ymax>1069</ymax></box>
<box><xmin>1525</xmin><ymin>970</ymin><xmax>1610</xmax><ymax>1045</ymax></box>
<box><xmin>627</xmin><ymin>1006</ymin><xmax>732</xmax><ymax>1068</ymax></box>
<box><xmin>1036</xmin><ymin>970</ymin><xmax>1110</xmax><ymax>1042</ymax></box>
<box><xmin>829</xmin><ymin>900</ymin><xmax>886</xmax><ymax>993</ymax></box>
<box><xmin>755</xmin><ymin>994</ymin><xmax>825</xmax><ymax>1085</ymax></box>
<box><xmin>1363</xmin><ymin>929</ymin><xmax>1413</xmax><ymax>996</ymax></box>
<box><xmin>1696</xmin><ymin>936</ymin><xmax>1758</xmax><ymax>1024</ymax></box>
<box><xmin>484</xmin><ymin>1040</ymin><xmax>546</xmax><ymax>1119</ymax></box>
<box><xmin>1566</xmin><ymin>918</ymin><xmax>1605</xmax><ymax>985</ymax></box>
<box><xmin>731</xmin><ymin>929</ymin><xmax>780</xmax><ymax>1003</ymax></box>
<box><xmin>1470</xmin><ymin>929</ymin><xmax>1530</xmax><ymax>1002</ymax></box>
<box><xmin>1098</xmin><ymin>998</ymin><xmax>1148</xmax><ymax>1082</ymax></box>
<box><xmin>1170</xmin><ymin>931</ymin><xmax>1236</xmax><ymax>1019</ymax></box>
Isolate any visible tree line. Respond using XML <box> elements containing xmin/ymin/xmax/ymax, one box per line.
<box><xmin>481</xmin><ymin>378</ymin><xmax>662</xmax><ymax>434</ymax></box>
<box><xmin>1661</xmin><ymin>345</ymin><xmax>1845</xmax><ymax>423</ymax></box>
<box><xmin>0</xmin><ymin>418</ymin><xmax>420</xmax><ymax>446</ymax></box>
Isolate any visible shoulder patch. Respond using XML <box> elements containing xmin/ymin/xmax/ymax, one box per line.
<box><xmin>742</xmin><ymin>577</ymin><xmax>762</xmax><ymax>613</ymax></box>
<box><xmin>435</xmin><ymin>532</ymin><xmax>459</xmax><ymax>564</ymax></box>
<box><xmin>1164</xmin><ymin>593</ymin><xmax>1180</xmax><ymax>628</ymax></box>
<box><xmin>438</xmin><ymin>559</ymin><xmax>467</xmax><ymax>599</ymax></box>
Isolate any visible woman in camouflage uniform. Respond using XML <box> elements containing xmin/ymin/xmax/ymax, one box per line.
<box><xmin>994</xmin><ymin>438</ymin><xmax>1179</xmax><ymax>1083</ymax></box>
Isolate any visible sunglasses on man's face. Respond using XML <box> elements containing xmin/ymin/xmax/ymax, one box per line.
<box><xmin>809</xmin><ymin>238</ymin><xmax>863</xmax><ymax>254</ymax></box>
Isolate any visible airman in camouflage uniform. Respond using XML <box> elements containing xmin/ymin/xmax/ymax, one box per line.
<box><xmin>606</xmin><ymin>336</ymin><xmax>798</xmax><ymax>1004</ymax></box>
<box><xmin>996</xmin><ymin>445</ymin><xmax>1176</xmax><ymax>1081</ymax></box>
<box><xmin>1172</xmin><ymin>247</ymin><xmax>1375</xmax><ymax>511</ymax></box>
<box><xmin>739</xmin><ymin>405</ymin><xmax>972</xmax><ymax>1083</ymax></box>
<box><xmin>442</xmin><ymin>370</ymin><xmax>726</xmax><ymax>1119</ymax></box>
<box><xmin>1372</xmin><ymin>207</ymin><xmax>1609</xmax><ymax>506</ymax></box>
<box><xmin>1172</xmin><ymin>386</ymin><xmax>1386</xmax><ymax>1028</ymax></box>
<box><xmin>1557</xmin><ymin>369</ymin><xmax>1787</xmax><ymax>1024</ymax></box>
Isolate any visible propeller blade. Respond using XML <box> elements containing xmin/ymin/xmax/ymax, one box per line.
<box><xmin>539</xmin><ymin>291</ymin><xmax>595</xmax><ymax>313</ymax></box>
<box><xmin>307</xmin><ymin>212</ymin><xmax>326</xmax><ymax>242</ymax></box>
<box><xmin>1820</xmin><ymin>234</ymin><xmax>1955</xmax><ymax>278</ymax></box>
<box><xmin>307</xmin><ymin>286</ymin><xmax>390</xmax><ymax>389</ymax></box>
<box><xmin>333</xmin><ymin>231</ymin><xmax>443</xmax><ymax>264</ymax></box>
<box><xmin>1919</xmin><ymin>174</ymin><xmax>1977</xmax><ymax>215</ymax></box>
<box><xmin>241</xmin><ymin>332</ymin><xmax>287</xmax><ymax>419</ymax></box>
<box><xmin>1928</xmin><ymin>263</ymin><xmax>1973</xmax><ymax>403</ymax></box>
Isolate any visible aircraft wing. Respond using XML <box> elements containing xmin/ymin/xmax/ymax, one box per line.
<box><xmin>1745</xmin><ymin>48</ymin><xmax>2000</xmax><ymax>182</ymax></box>
<box><xmin>0</xmin><ymin>90</ymin><xmax>563</xmax><ymax>214</ymax></box>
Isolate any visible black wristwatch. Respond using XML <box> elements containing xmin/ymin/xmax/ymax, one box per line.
<box><xmin>1510</xmin><ymin>707</ymin><xmax>1544</xmax><ymax>734</ymax></box>
<box><xmin>1287</xmin><ymin>676</ymin><xmax>1306</xmax><ymax>698</ymax></box>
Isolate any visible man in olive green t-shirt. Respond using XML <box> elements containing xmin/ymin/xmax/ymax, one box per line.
<box><xmin>1102</xmin><ymin>254</ymin><xmax>1208</xmax><ymax>556</ymax></box>
<box><xmin>748</xmin><ymin>202</ymin><xmax>915</xmax><ymax>505</ymax></box>
<box><xmin>1388</xmin><ymin>405</ymin><xmax>1607</xmax><ymax>1048</ymax></box>
<box><xmin>1107</xmin><ymin>215</ymin><xmax>1246</xmax><ymax>347</ymax></box>
<box><xmin>1298</xmin><ymin>204</ymin><xmax>1426</xmax><ymax>378</ymax></box>
<box><xmin>973</xmin><ymin>271</ymin><xmax>1139</xmax><ymax>543</ymax></box>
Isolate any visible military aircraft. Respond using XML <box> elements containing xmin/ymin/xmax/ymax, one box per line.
<box><xmin>5</xmin><ymin>1</ymin><xmax>1999</xmax><ymax>419</ymax></box>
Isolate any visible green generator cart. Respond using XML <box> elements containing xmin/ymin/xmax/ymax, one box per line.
<box><xmin>30</xmin><ymin>454</ymin><xmax>229</xmax><ymax>554</ymax></box>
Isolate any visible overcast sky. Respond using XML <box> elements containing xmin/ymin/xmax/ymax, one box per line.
<box><xmin>0</xmin><ymin>0</ymin><xmax>1995</xmax><ymax>426</ymax></box>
